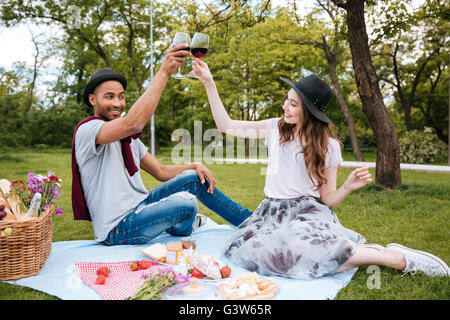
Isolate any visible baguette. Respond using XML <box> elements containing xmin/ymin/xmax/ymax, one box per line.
<box><xmin>0</xmin><ymin>188</ymin><xmax>16</xmax><ymax>221</ymax></box>
<box><xmin>0</xmin><ymin>179</ymin><xmax>28</xmax><ymax>219</ymax></box>
<box><xmin>0</xmin><ymin>179</ymin><xmax>10</xmax><ymax>196</ymax></box>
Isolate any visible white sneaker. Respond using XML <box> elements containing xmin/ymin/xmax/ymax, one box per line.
<box><xmin>385</xmin><ymin>243</ymin><xmax>449</xmax><ymax>277</ymax></box>
<box><xmin>192</xmin><ymin>214</ymin><xmax>207</xmax><ymax>233</ymax></box>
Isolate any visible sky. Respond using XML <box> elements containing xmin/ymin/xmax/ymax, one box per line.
<box><xmin>0</xmin><ymin>23</ymin><xmax>40</xmax><ymax>68</ymax></box>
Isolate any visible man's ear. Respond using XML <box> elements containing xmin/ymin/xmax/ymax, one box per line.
<box><xmin>88</xmin><ymin>93</ymin><xmax>96</xmax><ymax>108</ymax></box>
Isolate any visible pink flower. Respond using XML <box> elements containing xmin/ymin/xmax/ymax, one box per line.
<box><xmin>10</xmin><ymin>172</ymin><xmax>64</xmax><ymax>217</ymax></box>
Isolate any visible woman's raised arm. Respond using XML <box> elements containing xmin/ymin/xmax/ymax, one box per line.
<box><xmin>192</xmin><ymin>59</ymin><xmax>268</xmax><ymax>139</ymax></box>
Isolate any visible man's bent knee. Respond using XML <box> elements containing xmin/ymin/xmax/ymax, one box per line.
<box><xmin>173</xmin><ymin>191</ymin><xmax>199</xmax><ymax>215</ymax></box>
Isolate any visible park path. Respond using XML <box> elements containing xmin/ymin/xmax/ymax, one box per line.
<box><xmin>211</xmin><ymin>158</ymin><xmax>450</xmax><ymax>173</ymax></box>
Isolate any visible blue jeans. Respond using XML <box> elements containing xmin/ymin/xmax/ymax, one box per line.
<box><xmin>103</xmin><ymin>170</ymin><xmax>252</xmax><ymax>245</ymax></box>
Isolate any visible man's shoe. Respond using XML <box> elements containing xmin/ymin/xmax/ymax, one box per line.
<box><xmin>192</xmin><ymin>214</ymin><xmax>207</xmax><ymax>233</ymax></box>
<box><xmin>386</xmin><ymin>243</ymin><xmax>449</xmax><ymax>277</ymax></box>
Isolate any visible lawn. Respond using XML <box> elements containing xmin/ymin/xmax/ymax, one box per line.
<box><xmin>0</xmin><ymin>147</ymin><xmax>449</xmax><ymax>300</ymax></box>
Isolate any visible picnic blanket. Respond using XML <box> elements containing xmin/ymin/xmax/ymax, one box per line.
<box><xmin>75</xmin><ymin>261</ymin><xmax>160</xmax><ymax>300</ymax></box>
<box><xmin>2</xmin><ymin>218</ymin><xmax>358</xmax><ymax>300</ymax></box>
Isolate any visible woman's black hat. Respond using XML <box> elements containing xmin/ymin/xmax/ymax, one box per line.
<box><xmin>280</xmin><ymin>74</ymin><xmax>333</xmax><ymax>124</ymax></box>
<box><xmin>83</xmin><ymin>68</ymin><xmax>127</xmax><ymax>107</ymax></box>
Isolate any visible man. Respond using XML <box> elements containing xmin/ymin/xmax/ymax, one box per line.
<box><xmin>72</xmin><ymin>44</ymin><xmax>252</xmax><ymax>245</ymax></box>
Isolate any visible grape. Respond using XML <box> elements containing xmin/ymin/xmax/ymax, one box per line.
<box><xmin>0</xmin><ymin>204</ymin><xmax>5</xmax><ymax>211</ymax></box>
<box><xmin>0</xmin><ymin>210</ymin><xmax>6</xmax><ymax>219</ymax></box>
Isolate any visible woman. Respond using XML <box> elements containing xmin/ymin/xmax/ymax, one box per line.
<box><xmin>191</xmin><ymin>59</ymin><xmax>449</xmax><ymax>280</ymax></box>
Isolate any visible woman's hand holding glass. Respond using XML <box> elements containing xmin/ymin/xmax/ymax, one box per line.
<box><xmin>191</xmin><ymin>59</ymin><xmax>213</xmax><ymax>84</ymax></box>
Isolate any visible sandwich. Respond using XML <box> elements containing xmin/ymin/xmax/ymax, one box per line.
<box><xmin>141</xmin><ymin>243</ymin><xmax>167</xmax><ymax>263</ymax></box>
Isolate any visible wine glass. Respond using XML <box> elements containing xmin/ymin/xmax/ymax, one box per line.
<box><xmin>171</xmin><ymin>32</ymin><xmax>191</xmax><ymax>79</ymax></box>
<box><xmin>188</xmin><ymin>32</ymin><xmax>209</xmax><ymax>79</ymax></box>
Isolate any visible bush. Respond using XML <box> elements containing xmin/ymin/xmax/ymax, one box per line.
<box><xmin>399</xmin><ymin>127</ymin><xmax>447</xmax><ymax>164</ymax></box>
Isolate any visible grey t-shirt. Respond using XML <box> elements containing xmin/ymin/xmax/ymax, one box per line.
<box><xmin>75</xmin><ymin>120</ymin><xmax>149</xmax><ymax>242</ymax></box>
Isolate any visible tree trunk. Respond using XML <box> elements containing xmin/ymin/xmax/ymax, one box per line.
<box><xmin>18</xmin><ymin>28</ymin><xmax>40</xmax><ymax>132</ymax></box>
<box><xmin>417</xmin><ymin>104</ymin><xmax>448</xmax><ymax>144</ymax></box>
<box><xmin>155</xmin><ymin>138</ymin><xmax>161</xmax><ymax>154</ymax></box>
<box><xmin>75</xmin><ymin>64</ymin><xmax>85</xmax><ymax>104</ymax></box>
<box><xmin>322</xmin><ymin>36</ymin><xmax>364</xmax><ymax>161</ymax></box>
<box><xmin>344</xmin><ymin>0</ymin><xmax>401</xmax><ymax>186</ymax></box>
<box><xmin>403</xmin><ymin>102</ymin><xmax>412</xmax><ymax>131</ymax></box>
<box><xmin>391</xmin><ymin>42</ymin><xmax>412</xmax><ymax>131</ymax></box>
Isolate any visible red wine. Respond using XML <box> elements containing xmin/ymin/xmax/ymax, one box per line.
<box><xmin>191</xmin><ymin>48</ymin><xmax>208</xmax><ymax>58</ymax></box>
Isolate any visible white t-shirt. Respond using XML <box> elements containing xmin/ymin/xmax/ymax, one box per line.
<box><xmin>263</xmin><ymin>118</ymin><xmax>343</xmax><ymax>199</ymax></box>
<box><xmin>75</xmin><ymin>120</ymin><xmax>149</xmax><ymax>242</ymax></box>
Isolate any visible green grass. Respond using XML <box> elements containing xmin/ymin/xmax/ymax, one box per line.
<box><xmin>0</xmin><ymin>147</ymin><xmax>449</xmax><ymax>300</ymax></box>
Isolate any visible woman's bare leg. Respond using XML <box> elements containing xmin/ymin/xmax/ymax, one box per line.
<box><xmin>336</xmin><ymin>247</ymin><xmax>406</xmax><ymax>273</ymax></box>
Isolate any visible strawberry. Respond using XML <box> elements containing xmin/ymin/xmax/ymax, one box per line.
<box><xmin>130</xmin><ymin>261</ymin><xmax>140</xmax><ymax>271</ymax></box>
<box><xmin>220</xmin><ymin>266</ymin><xmax>231</xmax><ymax>278</ymax></box>
<box><xmin>96</xmin><ymin>267</ymin><xmax>111</xmax><ymax>277</ymax></box>
<box><xmin>139</xmin><ymin>260</ymin><xmax>152</xmax><ymax>270</ymax></box>
<box><xmin>191</xmin><ymin>268</ymin><xmax>203</xmax><ymax>279</ymax></box>
<box><xmin>96</xmin><ymin>275</ymin><xmax>106</xmax><ymax>285</ymax></box>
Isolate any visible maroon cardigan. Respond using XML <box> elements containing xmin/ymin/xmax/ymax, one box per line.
<box><xmin>71</xmin><ymin>116</ymin><xmax>142</xmax><ymax>221</ymax></box>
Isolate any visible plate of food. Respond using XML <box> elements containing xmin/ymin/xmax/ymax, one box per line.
<box><xmin>187</xmin><ymin>253</ymin><xmax>232</xmax><ymax>281</ymax></box>
<box><xmin>215</xmin><ymin>272</ymin><xmax>278</xmax><ymax>300</ymax></box>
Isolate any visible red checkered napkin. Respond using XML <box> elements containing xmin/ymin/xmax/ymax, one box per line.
<box><xmin>75</xmin><ymin>260</ymin><xmax>162</xmax><ymax>300</ymax></box>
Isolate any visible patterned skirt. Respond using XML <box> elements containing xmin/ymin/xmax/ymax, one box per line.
<box><xmin>224</xmin><ymin>196</ymin><xmax>366</xmax><ymax>280</ymax></box>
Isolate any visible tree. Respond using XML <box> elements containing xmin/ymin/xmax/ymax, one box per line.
<box><xmin>0</xmin><ymin>66</ymin><xmax>34</xmax><ymax>147</ymax></box>
<box><xmin>1</xmin><ymin>0</ymin><xmax>180</xmax><ymax>151</ymax></box>
<box><xmin>181</xmin><ymin>0</ymin><xmax>276</xmax><ymax>156</ymax></box>
<box><xmin>331</xmin><ymin>0</ymin><xmax>402</xmax><ymax>187</ymax></box>
<box><xmin>285</xmin><ymin>1</ymin><xmax>365</xmax><ymax>161</ymax></box>
<box><xmin>1</xmin><ymin>0</ymin><xmax>274</xmax><ymax>152</ymax></box>
<box><xmin>370</xmin><ymin>0</ymin><xmax>449</xmax><ymax>144</ymax></box>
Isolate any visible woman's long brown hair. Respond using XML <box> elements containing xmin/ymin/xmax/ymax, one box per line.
<box><xmin>278</xmin><ymin>95</ymin><xmax>342</xmax><ymax>191</ymax></box>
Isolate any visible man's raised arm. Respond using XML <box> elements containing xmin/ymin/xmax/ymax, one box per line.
<box><xmin>95</xmin><ymin>44</ymin><xmax>190</xmax><ymax>145</ymax></box>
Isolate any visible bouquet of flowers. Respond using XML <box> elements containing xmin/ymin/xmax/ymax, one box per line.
<box><xmin>6</xmin><ymin>171</ymin><xmax>63</xmax><ymax>217</ymax></box>
<box><xmin>127</xmin><ymin>267</ymin><xmax>191</xmax><ymax>300</ymax></box>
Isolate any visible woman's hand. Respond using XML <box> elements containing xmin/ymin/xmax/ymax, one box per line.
<box><xmin>194</xmin><ymin>162</ymin><xmax>216</xmax><ymax>194</ymax></box>
<box><xmin>343</xmin><ymin>167</ymin><xmax>373</xmax><ymax>192</ymax></box>
<box><xmin>190</xmin><ymin>59</ymin><xmax>213</xmax><ymax>84</ymax></box>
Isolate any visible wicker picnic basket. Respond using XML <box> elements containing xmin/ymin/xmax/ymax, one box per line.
<box><xmin>0</xmin><ymin>205</ymin><xmax>53</xmax><ymax>281</ymax></box>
